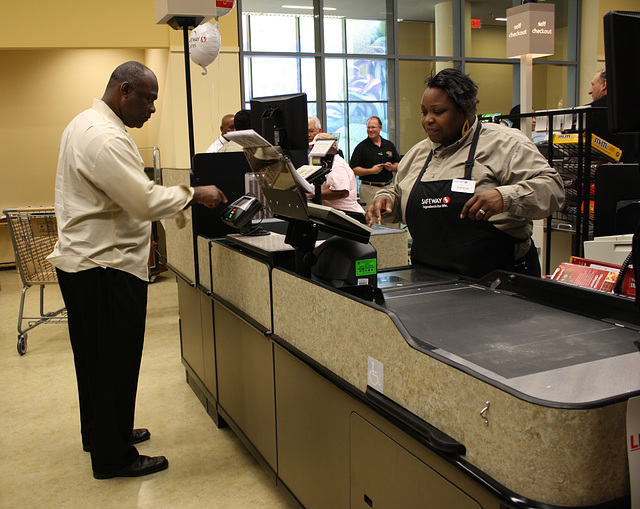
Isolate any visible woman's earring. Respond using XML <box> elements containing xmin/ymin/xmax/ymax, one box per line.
<box><xmin>461</xmin><ymin>119</ymin><xmax>470</xmax><ymax>137</ymax></box>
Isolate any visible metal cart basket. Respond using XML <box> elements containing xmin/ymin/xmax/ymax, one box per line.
<box><xmin>3</xmin><ymin>207</ymin><xmax>66</xmax><ymax>355</ymax></box>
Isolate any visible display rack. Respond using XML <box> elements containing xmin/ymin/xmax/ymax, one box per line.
<box><xmin>494</xmin><ymin>107</ymin><xmax>619</xmax><ymax>273</ymax></box>
<box><xmin>551</xmin><ymin>132</ymin><xmax>621</xmax><ymax>238</ymax></box>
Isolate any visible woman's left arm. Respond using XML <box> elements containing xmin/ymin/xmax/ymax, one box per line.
<box><xmin>493</xmin><ymin>139</ymin><xmax>565</xmax><ymax>220</ymax></box>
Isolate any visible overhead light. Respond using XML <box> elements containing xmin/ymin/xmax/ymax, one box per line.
<box><xmin>282</xmin><ymin>5</ymin><xmax>337</xmax><ymax>10</ymax></box>
<box><xmin>495</xmin><ymin>17</ymin><xmax>508</xmax><ymax>21</ymax></box>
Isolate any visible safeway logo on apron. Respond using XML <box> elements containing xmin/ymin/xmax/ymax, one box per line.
<box><xmin>421</xmin><ymin>196</ymin><xmax>451</xmax><ymax>209</ymax></box>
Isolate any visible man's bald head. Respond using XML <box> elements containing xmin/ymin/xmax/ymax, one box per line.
<box><xmin>102</xmin><ymin>61</ymin><xmax>158</xmax><ymax>129</ymax></box>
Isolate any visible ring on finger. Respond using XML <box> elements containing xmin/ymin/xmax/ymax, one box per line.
<box><xmin>478</xmin><ymin>208</ymin><xmax>486</xmax><ymax>215</ymax></box>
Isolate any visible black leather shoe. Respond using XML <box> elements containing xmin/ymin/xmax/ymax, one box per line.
<box><xmin>93</xmin><ymin>455</ymin><xmax>169</xmax><ymax>479</ymax></box>
<box><xmin>83</xmin><ymin>428</ymin><xmax>151</xmax><ymax>452</ymax></box>
<box><xmin>128</xmin><ymin>428</ymin><xmax>151</xmax><ymax>446</ymax></box>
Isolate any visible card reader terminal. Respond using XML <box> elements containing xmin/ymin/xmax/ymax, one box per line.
<box><xmin>221</xmin><ymin>195</ymin><xmax>263</xmax><ymax>230</ymax></box>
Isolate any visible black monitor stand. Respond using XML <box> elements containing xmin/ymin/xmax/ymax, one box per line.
<box><xmin>283</xmin><ymin>214</ymin><xmax>369</xmax><ymax>275</ymax></box>
<box><xmin>284</xmin><ymin>219</ymin><xmax>320</xmax><ymax>277</ymax></box>
<box><xmin>283</xmin><ymin>217</ymin><xmax>382</xmax><ymax>303</ymax></box>
<box><xmin>594</xmin><ymin>163</ymin><xmax>640</xmax><ymax>237</ymax></box>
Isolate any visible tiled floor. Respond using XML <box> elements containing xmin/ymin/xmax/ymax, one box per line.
<box><xmin>0</xmin><ymin>267</ymin><xmax>297</xmax><ymax>509</ymax></box>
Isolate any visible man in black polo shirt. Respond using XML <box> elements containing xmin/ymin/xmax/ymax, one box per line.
<box><xmin>350</xmin><ymin>116</ymin><xmax>400</xmax><ymax>225</ymax></box>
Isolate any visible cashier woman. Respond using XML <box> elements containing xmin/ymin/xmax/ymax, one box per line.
<box><xmin>365</xmin><ymin>68</ymin><xmax>565</xmax><ymax>278</ymax></box>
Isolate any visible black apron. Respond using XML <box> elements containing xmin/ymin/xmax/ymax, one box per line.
<box><xmin>406</xmin><ymin>124</ymin><xmax>527</xmax><ymax>278</ymax></box>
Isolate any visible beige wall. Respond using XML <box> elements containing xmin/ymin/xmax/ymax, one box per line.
<box><xmin>397</xmin><ymin>61</ymin><xmax>435</xmax><ymax>155</ymax></box>
<box><xmin>397</xmin><ymin>22</ymin><xmax>435</xmax><ymax>56</ymax></box>
<box><xmin>0</xmin><ymin>1</ymin><xmax>169</xmax><ymax>49</ymax></box>
<box><xmin>1</xmin><ymin>49</ymin><xmax>142</xmax><ymax>209</ymax></box>
<box><xmin>0</xmin><ymin>0</ymin><xmax>241</xmax><ymax>214</ymax></box>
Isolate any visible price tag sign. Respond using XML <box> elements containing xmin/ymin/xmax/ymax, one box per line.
<box><xmin>628</xmin><ymin>396</ymin><xmax>640</xmax><ymax>509</ymax></box>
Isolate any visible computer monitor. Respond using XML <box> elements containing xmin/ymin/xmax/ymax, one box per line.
<box><xmin>250</xmin><ymin>93</ymin><xmax>308</xmax><ymax>151</ymax></box>
<box><xmin>594</xmin><ymin>163</ymin><xmax>640</xmax><ymax>237</ymax></box>
<box><xmin>604</xmin><ymin>11</ymin><xmax>640</xmax><ymax>134</ymax></box>
<box><xmin>191</xmin><ymin>152</ymin><xmax>253</xmax><ymax>239</ymax></box>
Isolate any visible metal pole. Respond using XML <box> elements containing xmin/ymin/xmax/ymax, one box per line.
<box><xmin>183</xmin><ymin>25</ymin><xmax>196</xmax><ymax>164</ymax></box>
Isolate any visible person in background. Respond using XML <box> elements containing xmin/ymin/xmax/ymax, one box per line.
<box><xmin>506</xmin><ymin>104</ymin><xmax>547</xmax><ymax>144</ymax></box>
<box><xmin>308</xmin><ymin>116</ymin><xmax>323</xmax><ymax>146</ymax></box>
<box><xmin>366</xmin><ymin>68</ymin><xmax>564</xmax><ymax>278</ymax></box>
<box><xmin>219</xmin><ymin>109</ymin><xmax>252</xmax><ymax>153</ymax></box>
<box><xmin>350</xmin><ymin>116</ymin><xmax>401</xmax><ymax>225</ymax></box>
<box><xmin>205</xmin><ymin>113</ymin><xmax>235</xmax><ymax>153</ymax></box>
<box><xmin>47</xmin><ymin>61</ymin><xmax>227</xmax><ymax>480</ymax></box>
<box><xmin>587</xmin><ymin>69</ymin><xmax>637</xmax><ymax>163</ymax></box>
<box><xmin>307</xmin><ymin>133</ymin><xmax>365</xmax><ymax>222</ymax></box>
<box><xmin>307</xmin><ymin>116</ymin><xmax>344</xmax><ymax>160</ymax></box>
<box><xmin>507</xmin><ymin>104</ymin><xmax>521</xmax><ymax>130</ymax></box>
<box><xmin>233</xmin><ymin>109</ymin><xmax>252</xmax><ymax>131</ymax></box>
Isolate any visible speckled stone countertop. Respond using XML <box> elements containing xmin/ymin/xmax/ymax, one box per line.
<box><xmin>162</xmin><ymin>168</ymin><xmax>195</xmax><ymax>283</ymax></box>
<box><xmin>205</xmin><ymin>236</ymin><xmax>637</xmax><ymax>506</ymax></box>
<box><xmin>210</xmin><ymin>241</ymin><xmax>272</xmax><ymax>331</ymax></box>
<box><xmin>270</xmin><ymin>267</ymin><xmax>634</xmax><ymax>507</ymax></box>
<box><xmin>226</xmin><ymin>225</ymin><xmax>408</xmax><ymax>271</ymax></box>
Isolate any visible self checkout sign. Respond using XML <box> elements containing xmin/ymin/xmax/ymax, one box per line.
<box><xmin>628</xmin><ymin>396</ymin><xmax>640</xmax><ymax>509</ymax></box>
<box><xmin>506</xmin><ymin>2</ymin><xmax>555</xmax><ymax>58</ymax></box>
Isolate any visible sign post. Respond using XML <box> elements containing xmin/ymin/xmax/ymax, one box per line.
<box><xmin>506</xmin><ymin>2</ymin><xmax>555</xmax><ymax>138</ymax></box>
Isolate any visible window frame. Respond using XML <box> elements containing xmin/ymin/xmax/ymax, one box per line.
<box><xmin>238</xmin><ymin>0</ymin><xmax>580</xmax><ymax>158</ymax></box>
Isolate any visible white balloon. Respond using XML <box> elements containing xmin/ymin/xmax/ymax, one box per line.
<box><xmin>216</xmin><ymin>0</ymin><xmax>236</xmax><ymax>18</ymax></box>
<box><xmin>189</xmin><ymin>23</ymin><xmax>221</xmax><ymax>75</ymax></box>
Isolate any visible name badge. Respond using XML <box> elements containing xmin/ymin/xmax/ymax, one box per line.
<box><xmin>451</xmin><ymin>179</ymin><xmax>476</xmax><ymax>193</ymax></box>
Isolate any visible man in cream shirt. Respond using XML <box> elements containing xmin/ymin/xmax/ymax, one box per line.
<box><xmin>48</xmin><ymin>61</ymin><xmax>226</xmax><ymax>480</ymax></box>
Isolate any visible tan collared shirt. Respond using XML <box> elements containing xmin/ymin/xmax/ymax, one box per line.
<box><xmin>377</xmin><ymin>120</ymin><xmax>565</xmax><ymax>242</ymax></box>
<box><xmin>48</xmin><ymin>99</ymin><xmax>194</xmax><ymax>281</ymax></box>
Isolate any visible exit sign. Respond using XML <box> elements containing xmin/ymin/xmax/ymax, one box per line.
<box><xmin>471</xmin><ymin>18</ymin><xmax>482</xmax><ymax>29</ymax></box>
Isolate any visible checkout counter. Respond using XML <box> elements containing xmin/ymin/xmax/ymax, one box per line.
<box><xmin>162</xmin><ymin>166</ymin><xmax>639</xmax><ymax>509</ymax></box>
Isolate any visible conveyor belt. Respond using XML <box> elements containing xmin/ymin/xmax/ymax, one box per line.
<box><xmin>384</xmin><ymin>283</ymin><xmax>640</xmax><ymax>379</ymax></box>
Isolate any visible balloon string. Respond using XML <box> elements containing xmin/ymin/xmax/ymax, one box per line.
<box><xmin>208</xmin><ymin>61</ymin><xmax>216</xmax><ymax>145</ymax></box>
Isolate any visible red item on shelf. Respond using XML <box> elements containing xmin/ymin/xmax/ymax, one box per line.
<box><xmin>548</xmin><ymin>256</ymin><xmax>636</xmax><ymax>297</ymax></box>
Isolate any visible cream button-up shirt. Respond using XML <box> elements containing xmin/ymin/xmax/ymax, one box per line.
<box><xmin>48</xmin><ymin>99</ymin><xmax>194</xmax><ymax>281</ymax></box>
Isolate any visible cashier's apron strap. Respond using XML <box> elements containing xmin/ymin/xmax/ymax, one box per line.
<box><xmin>406</xmin><ymin>121</ymin><xmax>482</xmax><ymax>203</ymax></box>
<box><xmin>406</xmin><ymin>123</ymin><xmax>527</xmax><ymax>279</ymax></box>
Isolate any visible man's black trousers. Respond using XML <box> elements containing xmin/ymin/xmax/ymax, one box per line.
<box><xmin>57</xmin><ymin>267</ymin><xmax>148</xmax><ymax>472</ymax></box>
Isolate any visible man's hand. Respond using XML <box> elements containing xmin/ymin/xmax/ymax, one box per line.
<box><xmin>192</xmin><ymin>185</ymin><xmax>228</xmax><ymax>209</ymax></box>
<box><xmin>460</xmin><ymin>189</ymin><xmax>503</xmax><ymax>221</ymax></box>
<box><xmin>365</xmin><ymin>195</ymin><xmax>394</xmax><ymax>226</ymax></box>
<box><xmin>353</xmin><ymin>164</ymin><xmax>383</xmax><ymax>177</ymax></box>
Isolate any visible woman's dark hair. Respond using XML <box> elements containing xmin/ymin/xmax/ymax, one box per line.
<box><xmin>425</xmin><ymin>68</ymin><xmax>479</xmax><ymax>116</ymax></box>
<box><xmin>234</xmin><ymin>109</ymin><xmax>252</xmax><ymax>130</ymax></box>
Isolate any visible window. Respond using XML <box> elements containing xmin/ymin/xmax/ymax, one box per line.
<box><xmin>239</xmin><ymin>0</ymin><xmax>579</xmax><ymax>159</ymax></box>
<box><xmin>241</xmin><ymin>0</ymin><xmax>391</xmax><ymax>159</ymax></box>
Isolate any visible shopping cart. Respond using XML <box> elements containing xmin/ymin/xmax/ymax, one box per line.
<box><xmin>3</xmin><ymin>207</ymin><xmax>67</xmax><ymax>355</ymax></box>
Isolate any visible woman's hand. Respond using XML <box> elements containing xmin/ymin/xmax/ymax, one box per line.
<box><xmin>460</xmin><ymin>189</ymin><xmax>503</xmax><ymax>221</ymax></box>
<box><xmin>365</xmin><ymin>195</ymin><xmax>394</xmax><ymax>226</ymax></box>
